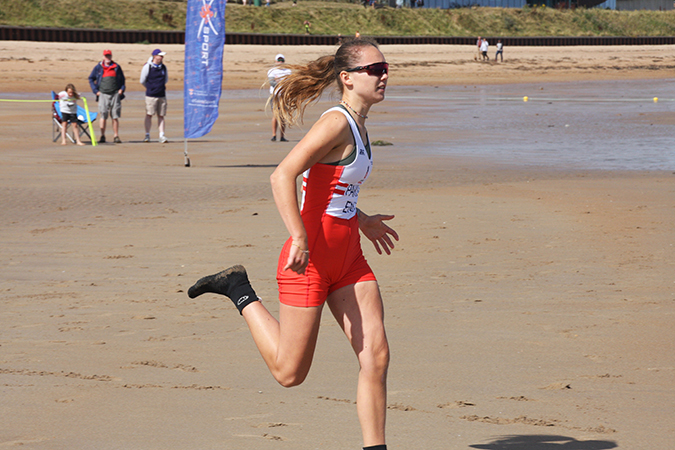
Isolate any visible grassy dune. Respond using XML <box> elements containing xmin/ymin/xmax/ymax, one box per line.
<box><xmin>2</xmin><ymin>0</ymin><xmax>675</xmax><ymax>36</ymax></box>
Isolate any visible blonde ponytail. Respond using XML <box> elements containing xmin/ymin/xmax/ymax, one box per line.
<box><xmin>270</xmin><ymin>38</ymin><xmax>379</xmax><ymax>127</ymax></box>
<box><xmin>271</xmin><ymin>55</ymin><xmax>336</xmax><ymax>127</ymax></box>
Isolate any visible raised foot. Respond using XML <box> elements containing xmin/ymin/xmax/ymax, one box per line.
<box><xmin>187</xmin><ymin>265</ymin><xmax>249</xmax><ymax>299</ymax></box>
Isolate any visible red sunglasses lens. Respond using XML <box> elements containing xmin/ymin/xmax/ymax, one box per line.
<box><xmin>366</xmin><ymin>63</ymin><xmax>388</xmax><ymax>75</ymax></box>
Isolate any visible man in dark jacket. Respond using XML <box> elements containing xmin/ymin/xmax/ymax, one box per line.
<box><xmin>88</xmin><ymin>49</ymin><xmax>126</xmax><ymax>143</ymax></box>
<box><xmin>140</xmin><ymin>49</ymin><xmax>169</xmax><ymax>143</ymax></box>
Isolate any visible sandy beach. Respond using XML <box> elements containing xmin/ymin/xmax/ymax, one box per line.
<box><xmin>1</xmin><ymin>40</ymin><xmax>674</xmax><ymax>449</ymax></box>
<box><xmin>1</xmin><ymin>41</ymin><xmax>675</xmax><ymax>92</ymax></box>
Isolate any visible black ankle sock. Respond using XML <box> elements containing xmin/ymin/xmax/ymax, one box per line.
<box><xmin>187</xmin><ymin>265</ymin><xmax>259</xmax><ymax>314</ymax></box>
<box><xmin>228</xmin><ymin>281</ymin><xmax>258</xmax><ymax>315</ymax></box>
<box><xmin>363</xmin><ymin>446</ymin><xmax>387</xmax><ymax>450</ymax></box>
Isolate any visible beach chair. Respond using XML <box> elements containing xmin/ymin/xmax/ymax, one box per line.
<box><xmin>51</xmin><ymin>91</ymin><xmax>97</xmax><ymax>143</ymax></box>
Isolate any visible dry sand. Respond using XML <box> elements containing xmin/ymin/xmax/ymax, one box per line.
<box><xmin>1</xmin><ymin>41</ymin><xmax>674</xmax><ymax>449</ymax></box>
<box><xmin>1</xmin><ymin>41</ymin><xmax>675</xmax><ymax>91</ymax></box>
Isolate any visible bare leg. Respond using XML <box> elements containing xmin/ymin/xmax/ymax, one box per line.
<box><xmin>327</xmin><ymin>281</ymin><xmax>389</xmax><ymax>447</ymax></box>
<box><xmin>74</xmin><ymin>123</ymin><xmax>84</xmax><ymax>145</ymax></box>
<box><xmin>271</xmin><ymin>117</ymin><xmax>279</xmax><ymax>139</ymax></box>
<box><xmin>243</xmin><ymin>302</ymin><xmax>323</xmax><ymax>387</ymax></box>
<box><xmin>145</xmin><ymin>114</ymin><xmax>152</xmax><ymax>134</ymax></box>
<box><xmin>112</xmin><ymin>118</ymin><xmax>119</xmax><ymax>138</ymax></box>
<box><xmin>279</xmin><ymin>121</ymin><xmax>287</xmax><ymax>141</ymax></box>
<box><xmin>188</xmin><ymin>265</ymin><xmax>323</xmax><ymax>387</ymax></box>
<box><xmin>100</xmin><ymin>118</ymin><xmax>106</xmax><ymax>139</ymax></box>
<box><xmin>61</xmin><ymin>121</ymin><xmax>68</xmax><ymax>145</ymax></box>
<box><xmin>158</xmin><ymin>115</ymin><xmax>165</xmax><ymax>138</ymax></box>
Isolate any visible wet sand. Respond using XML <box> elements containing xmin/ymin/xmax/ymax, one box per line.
<box><xmin>1</xmin><ymin>41</ymin><xmax>674</xmax><ymax>449</ymax></box>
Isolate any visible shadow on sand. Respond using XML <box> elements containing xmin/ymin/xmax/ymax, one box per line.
<box><xmin>211</xmin><ymin>164</ymin><xmax>278</xmax><ymax>169</ymax></box>
<box><xmin>470</xmin><ymin>435</ymin><xmax>617</xmax><ymax>450</ymax></box>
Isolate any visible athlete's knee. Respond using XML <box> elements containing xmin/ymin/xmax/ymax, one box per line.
<box><xmin>271</xmin><ymin>362</ymin><xmax>311</xmax><ymax>388</ymax></box>
<box><xmin>273</xmin><ymin>369</ymin><xmax>308</xmax><ymax>388</ymax></box>
<box><xmin>375</xmin><ymin>342</ymin><xmax>390</xmax><ymax>373</ymax></box>
<box><xmin>360</xmin><ymin>339</ymin><xmax>390</xmax><ymax>378</ymax></box>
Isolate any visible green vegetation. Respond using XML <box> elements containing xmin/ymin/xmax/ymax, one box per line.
<box><xmin>2</xmin><ymin>0</ymin><xmax>675</xmax><ymax>36</ymax></box>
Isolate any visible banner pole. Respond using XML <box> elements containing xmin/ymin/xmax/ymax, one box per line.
<box><xmin>184</xmin><ymin>138</ymin><xmax>191</xmax><ymax>167</ymax></box>
<box><xmin>183</xmin><ymin>0</ymin><xmax>225</xmax><ymax>167</ymax></box>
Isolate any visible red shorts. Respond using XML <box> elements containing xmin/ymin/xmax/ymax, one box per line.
<box><xmin>277</xmin><ymin>215</ymin><xmax>376</xmax><ymax>307</ymax></box>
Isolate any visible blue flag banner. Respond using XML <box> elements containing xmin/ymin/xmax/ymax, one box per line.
<box><xmin>184</xmin><ymin>0</ymin><xmax>226</xmax><ymax>139</ymax></box>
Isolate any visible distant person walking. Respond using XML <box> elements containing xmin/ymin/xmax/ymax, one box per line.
<box><xmin>476</xmin><ymin>36</ymin><xmax>482</xmax><ymax>61</ymax></box>
<box><xmin>495</xmin><ymin>39</ymin><xmax>504</xmax><ymax>62</ymax></box>
<box><xmin>88</xmin><ymin>49</ymin><xmax>125</xmax><ymax>144</ymax></box>
<box><xmin>57</xmin><ymin>84</ymin><xmax>85</xmax><ymax>146</ymax></box>
<box><xmin>267</xmin><ymin>54</ymin><xmax>292</xmax><ymax>142</ymax></box>
<box><xmin>480</xmin><ymin>38</ymin><xmax>489</xmax><ymax>61</ymax></box>
<box><xmin>140</xmin><ymin>48</ymin><xmax>169</xmax><ymax>143</ymax></box>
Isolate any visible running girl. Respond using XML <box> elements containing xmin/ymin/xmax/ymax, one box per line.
<box><xmin>188</xmin><ymin>38</ymin><xmax>398</xmax><ymax>450</ymax></box>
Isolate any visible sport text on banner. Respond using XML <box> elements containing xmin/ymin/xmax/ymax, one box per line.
<box><xmin>184</xmin><ymin>0</ymin><xmax>226</xmax><ymax>140</ymax></box>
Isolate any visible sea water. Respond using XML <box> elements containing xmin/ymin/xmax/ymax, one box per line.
<box><xmin>382</xmin><ymin>79</ymin><xmax>675</xmax><ymax>171</ymax></box>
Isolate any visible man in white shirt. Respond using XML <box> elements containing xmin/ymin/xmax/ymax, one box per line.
<box><xmin>495</xmin><ymin>39</ymin><xmax>504</xmax><ymax>62</ymax></box>
<box><xmin>267</xmin><ymin>54</ymin><xmax>292</xmax><ymax>142</ymax></box>
<box><xmin>480</xmin><ymin>38</ymin><xmax>489</xmax><ymax>61</ymax></box>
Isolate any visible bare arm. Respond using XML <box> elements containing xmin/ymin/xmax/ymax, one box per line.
<box><xmin>270</xmin><ymin>111</ymin><xmax>352</xmax><ymax>274</ymax></box>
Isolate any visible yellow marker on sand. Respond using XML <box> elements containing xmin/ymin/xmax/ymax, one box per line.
<box><xmin>82</xmin><ymin>97</ymin><xmax>97</xmax><ymax>146</ymax></box>
<box><xmin>523</xmin><ymin>96</ymin><xmax>529</xmax><ymax>102</ymax></box>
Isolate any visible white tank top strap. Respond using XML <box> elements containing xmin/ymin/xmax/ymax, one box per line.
<box><xmin>321</xmin><ymin>105</ymin><xmax>367</xmax><ymax>151</ymax></box>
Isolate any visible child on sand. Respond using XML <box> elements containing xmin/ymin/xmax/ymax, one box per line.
<box><xmin>58</xmin><ymin>84</ymin><xmax>85</xmax><ymax>146</ymax></box>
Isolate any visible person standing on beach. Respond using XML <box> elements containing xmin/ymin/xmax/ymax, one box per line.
<box><xmin>88</xmin><ymin>49</ymin><xmax>125</xmax><ymax>144</ymax></box>
<box><xmin>476</xmin><ymin>36</ymin><xmax>482</xmax><ymax>61</ymax></box>
<box><xmin>140</xmin><ymin>48</ymin><xmax>169</xmax><ymax>143</ymax></box>
<box><xmin>495</xmin><ymin>39</ymin><xmax>504</xmax><ymax>62</ymax></box>
<box><xmin>480</xmin><ymin>38</ymin><xmax>489</xmax><ymax>61</ymax></box>
<box><xmin>188</xmin><ymin>38</ymin><xmax>397</xmax><ymax>450</ymax></box>
<box><xmin>267</xmin><ymin>53</ymin><xmax>292</xmax><ymax>142</ymax></box>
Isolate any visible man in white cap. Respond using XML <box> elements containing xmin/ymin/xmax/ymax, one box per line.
<box><xmin>267</xmin><ymin>53</ymin><xmax>292</xmax><ymax>142</ymax></box>
<box><xmin>140</xmin><ymin>48</ymin><xmax>169</xmax><ymax>143</ymax></box>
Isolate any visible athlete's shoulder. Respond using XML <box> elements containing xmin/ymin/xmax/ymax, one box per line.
<box><xmin>317</xmin><ymin>108</ymin><xmax>351</xmax><ymax>131</ymax></box>
<box><xmin>303</xmin><ymin>108</ymin><xmax>352</xmax><ymax>148</ymax></box>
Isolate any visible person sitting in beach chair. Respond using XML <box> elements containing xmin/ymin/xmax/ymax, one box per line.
<box><xmin>51</xmin><ymin>90</ymin><xmax>98</xmax><ymax>144</ymax></box>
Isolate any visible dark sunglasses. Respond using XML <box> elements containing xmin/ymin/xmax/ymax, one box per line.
<box><xmin>344</xmin><ymin>62</ymin><xmax>389</xmax><ymax>76</ymax></box>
